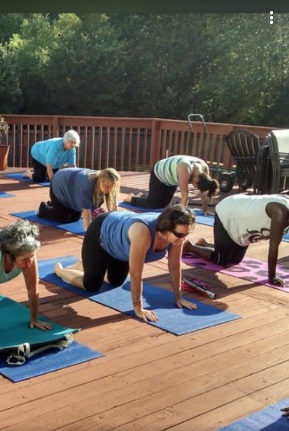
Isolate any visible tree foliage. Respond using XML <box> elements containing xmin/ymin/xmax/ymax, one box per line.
<box><xmin>1</xmin><ymin>12</ymin><xmax>289</xmax><ymax>127</ymax></box>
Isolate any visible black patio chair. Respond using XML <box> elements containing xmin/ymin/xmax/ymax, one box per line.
<box><xmin>225</xmin><ymin>128</ymin><xmax>261</xmax><ymax>193</ymax></box>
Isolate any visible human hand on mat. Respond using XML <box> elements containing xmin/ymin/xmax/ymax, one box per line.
<box><xmin>281</xmin><ymin>407</ymin><xmax>289</xmax><ymax>419</ymax></box>
<box><xmin>134</xmin><ymin>307</ymin><xmax>159</xmax><ymax>322</ymax></box>
<box><xmin>30</xmin><ymin>319</ymin><xmax>53</xmax><ymax>330</ymax></box>
<box><xmin>269</xmin><ymin>275</ymin><xmax>285</xmax><ymax>287</ymax></box>
<box><xmin>176</xmin><ymin>298</ymin><xmax>198</xmax><ymax>310</ymax></box>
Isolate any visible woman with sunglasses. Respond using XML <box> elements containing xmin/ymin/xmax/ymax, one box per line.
<box><xmin>54</xmin><ymin>204</ymin><xmax>197</xmax><ymax>322</ymax></box>
<box><xmin>23</xmin><ymin>129</ymin><xmax>80</xmax><ymax>183</ymax></box>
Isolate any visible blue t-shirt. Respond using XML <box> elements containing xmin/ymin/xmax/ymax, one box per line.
<box><xmin>31</xmin><ymin>137</ymin><xmax>76</xmax><ymax>169</ymax></box>
<box><xmin>100</xmin><ymin>211</ymin><xmax>169</xmax><ymax>262</ymax></box>
<box><xmin>51</xmin><ymin>168</ymin><xmax>95</xmax><ymax>211</ymax></box>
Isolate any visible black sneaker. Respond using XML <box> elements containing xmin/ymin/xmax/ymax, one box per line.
<box><xmin>38</xmin><ymin>201</ymin><xmax>47</xmax><ymax>218</ymax></box>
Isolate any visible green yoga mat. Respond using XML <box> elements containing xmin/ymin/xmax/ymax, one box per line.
<box><xmin>0</xmin><ymin>295</ymin><xmax>79</xmax><ymax>351</ymax></box>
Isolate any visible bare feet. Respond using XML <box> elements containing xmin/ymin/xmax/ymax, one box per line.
<box><xmin>23</xmin><ymin>169</ymin><xmax>33</xmax><ymax>179</ymax></box>
<box><xmin>54</xmin><ymin>262</ymin><xmax>63</xmax><ymax>276</ymax></box>
<box><xmin>123</xmin><ymin>192</ymin><xmax>143</xmax><ymax>203</ymax></box>
<box><xmin>183</xmin><ymin>237</ymin><xmax>210</xmax><ymax>253</ymax></box>
<box><xmin>123</xmin><ymin>193</ymin><xmax>134</xmax><ymax>203</ymax></box>
<box><xmin>195</xmin><ymin>237</ymin><xmax>210</xmax><ymax>246</ymax></box>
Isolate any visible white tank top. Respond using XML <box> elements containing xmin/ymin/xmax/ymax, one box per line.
<box><xmin>216</xmin><ymin>194</ymin><xmax>289</xmax><ymax>246</ymax></box>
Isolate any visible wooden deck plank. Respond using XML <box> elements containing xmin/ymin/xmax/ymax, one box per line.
<box><xmin>1</xmin><ymin>169</ymin><xmax>289</xmax><ymax>431</ymax></box>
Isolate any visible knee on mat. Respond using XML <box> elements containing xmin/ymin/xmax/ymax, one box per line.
<box><xmin>83</xmin><ymin>274</ymin><xmax>103</xmax><ymax>292</ymax></box>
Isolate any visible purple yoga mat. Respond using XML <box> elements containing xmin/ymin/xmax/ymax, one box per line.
<box><xmin>182</xmin><ymin>254</ymin><xmax>289</xmax><ymax>293</ymax></box>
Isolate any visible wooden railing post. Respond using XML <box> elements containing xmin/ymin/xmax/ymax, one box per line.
<box><xmin>150</xmin><ymin>118</ymin><xmax>161</xmax><ymax>169</ymax></box>
<box><xmin>52</xmin><ymin>116</ymin><xmax>60</xmax><ymax>138</ymax></box>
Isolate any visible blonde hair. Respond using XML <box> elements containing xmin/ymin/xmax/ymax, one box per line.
<box><xmin>88</xmin><ymin>168</ymin><xmax>120</xmax><ymax>211</ymax></box>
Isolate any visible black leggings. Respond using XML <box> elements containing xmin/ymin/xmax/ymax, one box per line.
<box><xmin>39</xmin><ymin>187</ymin><xmax>81</xmax><ymax>223</ymax></box>
<box><xmin>131</xmin><ymin>167</ymin><xmax>177</xmax><ymax>209</ymax></box>
<box><xmin>31</xmin><ymin>157</ymin><xmax>58</xmax><ymax>182</ymax></box>
<box><xmin>211</xmin><ymin>213</ymin><xmax>248</xmax><ymax>265</ymax></box>
<box><xmin>81</xmin><ymin>213</ymin><xmax>129</xmax><ymax>292</ymax></box>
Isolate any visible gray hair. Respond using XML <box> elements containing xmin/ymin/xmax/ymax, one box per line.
<box><xmin>0</xmin><ymin>220</ymin><xmax>40</xmax><ymax>259</ymax></box>
<box><xmin>63</xmin><ymin>129</ymin><xmax>80</xmax><ymax>147</ymax></box>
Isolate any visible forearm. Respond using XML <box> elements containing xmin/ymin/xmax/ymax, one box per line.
<box><xmin>27</xmin><ymin>289</ymin><xmax>39</xmax><ymax>322</ymax></box>
<box><xmin>46</xmin><ymin>164</ymin><xmax>54</xmax><ymax>180</ymax></box>
<box><xmin>169</xmin><ymin>267</ymin><xmax>182</xmax><ymax>302</ymax></box>
<box><xmin>200</xmin><ymin>192</ymin><xmax>208</xmax><ymax>213</ymax></box>
<box><xmin>180</xmin><ymin>193</ymin><xmax>189</xmax><ymax>207</ymax></box>
<box><xmin>82</xmin><ymin>209</ymin><xmax>92</xmax><ymax>231</ymax></box>
<box><xmin>129</xmin><ymin>273</ymin><xmax>143</xmax><ymax>309</ymax></box>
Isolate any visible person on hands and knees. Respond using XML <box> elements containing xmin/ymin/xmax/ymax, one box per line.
<box><xmin>54</xmin><ymin>204</ymin><xmax>198</xmax><ymax>322</ymax></box>
<box><xmin>183</xmin><ymin>194</ymin><xmax>289</xmax><ymax>287</ymax></box>
<box><xmin>24</xmin><ymin>129</ymin><xmax>80</xmax><ymax>183</ymax></box>
<box><xmin>123</xmin><ymin>155</ymin><xmax>219</xmax><ymax>215</ymax></box>
<box><xmin>0</xmin><ymin>220</ymin><xmax>52</xmax><ymax>330</ymax></box>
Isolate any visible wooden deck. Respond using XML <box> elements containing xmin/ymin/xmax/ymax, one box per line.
<box><xmin>1</xmin><ymin>169</ymin><xmax>289</xmax><ymax>431</ymax></box>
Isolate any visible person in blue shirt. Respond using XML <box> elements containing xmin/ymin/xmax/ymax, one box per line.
<box><xmin>54</xmin><ymin>204</ymin><xmax>198</xmax><ymax>322</ymax></box>
<box><xmin>37</xmin><ymin>167</ymin><xmax>120</xmax><ymax>231</ymax></box>
<box><xmin>23</xmin><ymin>129</ymin><xmax>80</xmax><ymax>183</ymax></box>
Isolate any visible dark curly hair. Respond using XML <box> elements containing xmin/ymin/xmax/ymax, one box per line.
<box><xmin>156</xmin><ymin>204</ymin><xmax>195</xmax><ymax>233</ymax></box>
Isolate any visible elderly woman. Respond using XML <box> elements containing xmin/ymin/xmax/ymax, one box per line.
<box><xmin>23</xmin><ymin>129</ymin><xmax>80</xmax><ymax>183</ymax></box>
<box><xmin>38</xmin><ymin>167</ymin><xmax>121</xmax><ymax>231</ymax></box>
<box><xmin>123</xmin><ymin>155</ymin><xmax>219</xmax><ymax>215</ymax></box>
<box><xmin>0</xmin><ymin>219</ymin><xmax>52</xmax><ymax>330</ymax></box>
<box><xmin>54</xmin><ymin>204</ymin><xmax>197</xmax><ymax>322</ymax></box>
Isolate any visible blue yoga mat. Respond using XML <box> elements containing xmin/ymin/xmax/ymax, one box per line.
<box><xmin>118</xmin><ymin>201</ymin><xmax>163</xmax><ymax>212</ymax></box>
<box><xmin>0</xmin><ymin>340</ymin><xmax>103</xmax><ymax>382</ymax></box>
<box><xmin>0</xmin><ymin>191</ymin><xmax>15</xmax><ymax>198</ymax></box>
<box><xmin>38</xmin><ymin>256</ymin><xmax>241</xmax><ymax>336</ymax></box>
<box><xmin>3</xmin><ymin>171</ymin><xmax>50</xmax><ymax>186</ymax></box>
<box><xmin>118</xmin><ymin>202</ymin><xmax>215</xmax><ymax>226</ymax></box>
<box><xmin>217</xmin><ymin>397</ymin><xmax>289</xmax><ymax>431</ymax></box>
<box><xmin>10</xmin><ymin>211</ymin><xmax>85</xmax><ymax>235</ymax></box>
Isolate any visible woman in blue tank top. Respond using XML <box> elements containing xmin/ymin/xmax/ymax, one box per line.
<box><xmin>54</xmin><ymin>204</ymin><xmax>198</xmax><ymax>322</ymax></box>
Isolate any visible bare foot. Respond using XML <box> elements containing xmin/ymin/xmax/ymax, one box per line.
<box><xmin>195</xmin><ymin>237</ymin><xmax>209</xmax><ymax>246</ymax></box>
<box><xmin>54</xmin><ymin>262</ymin><xmax>63</xmax><ymax>276</ymax></box>
<box><xmin>123</xmin><ymin>193</ymin><xmax>134</xmax><ymax>203</ymax></box>
<box><xmin>136</xmin><ymin>192</ymin><xmax>143</xmax><ymax>197</ymax></box>
<box><xmin>23</xmin><ymin>170</ymin><xmax>33</xmax><ymax>179</ymax></box>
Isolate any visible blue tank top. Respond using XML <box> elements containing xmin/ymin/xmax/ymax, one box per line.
<box><xmin>100</xmin><ymin>211</ymin><xmax>169</xmax><ymax>262</ymax></box>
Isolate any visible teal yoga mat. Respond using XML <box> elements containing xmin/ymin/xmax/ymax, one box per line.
<box><xmin>0</xmin><ymin>295</ymin><xmax>103</xmax><ymax>382</ymax></box>
<box><xmin>10</xmin><ymin>210</ymin><xmax>85</xmax><ymax>235</ymax></box>
<box><xmin>0</xmin><ymin>295</ymin><xmax>79</xmax><ymax>350</ymax></box>
<box><xmin>217</xmin><ymin>397</ymin><xmax>289</xmax><ymax>430</ymax></box>
<box><xmin>38</xmin><ymin>256</ymin><xmax>241</xmax><ymax>336</ymax></box>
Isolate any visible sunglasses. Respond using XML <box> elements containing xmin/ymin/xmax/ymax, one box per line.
<box><xmin>172</xmin><ymin>230</ymin><xmax>189</xmax><ymax>238</ymax></box>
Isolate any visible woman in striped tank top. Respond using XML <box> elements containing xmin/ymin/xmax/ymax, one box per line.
<box><xmin>123</xmin><ymin>155</ymin><xmax>219</xmax><ymax>215</ymax></box>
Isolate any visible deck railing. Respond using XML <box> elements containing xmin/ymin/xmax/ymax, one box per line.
<box><xmin>1</xmin><ymin>114</ymin><xmax>274</xmax><ymax>173</ymax></box>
